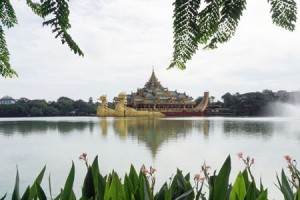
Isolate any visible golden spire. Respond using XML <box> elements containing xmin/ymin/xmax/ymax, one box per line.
<box><xmin>144</xmin><ymin>68</ymin><xmax>163</xmax><ymax>89</ymax></box>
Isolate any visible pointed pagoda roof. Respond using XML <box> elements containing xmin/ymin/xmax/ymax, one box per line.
<box><xmin>144</xmin><ymin>68</ymin><xmax>164</xmax><ymax>89</ymax></box>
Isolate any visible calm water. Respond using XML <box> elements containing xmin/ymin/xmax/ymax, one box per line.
<box><xmin>0</xmin><ymin>117</ymin><xmax>299</xmax><ymax>199</ymax></box>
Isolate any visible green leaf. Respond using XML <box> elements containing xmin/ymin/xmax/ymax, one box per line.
<box><xmin>169</xmin><ymin>0</ymin><xmax>201</xmax><ymax>70</ymax></box>
<box><xmin>97</xmin><ymin>172</ymin><xmax>106</xmax><ymax>200</ymax></box>
<box><xmin>26</xmin><ymin>0</ymin><xmax>84</xmax><ymax>58</ymax></box>
<box><xmin>0</xmin><ymin>193</ymin><xmax>7</xmax><ymax>200</ymax></box>
<box><xmin>277</xmin><ymin>169</ymin><xmax>293</xmax><ymax>200</ymax></box>
<box><xmin>106</xmin><ymin>172</ymin><xmax>126</xmax><ymax>200</ymax></box>
<box><xmin>12</xmin><ymin>167</ymin><xmax>20</xmax><ymax>200</ymax></box>
<box><xmin>212</xmin><ymin>155</ymin><xmax>231</xmax><ymax>200</ymax></box>
<box><xmin>242</xmin><ymin>169</ymin><xmax>250</xmax><ymax>191</ymax></box>
<box><xmin>91</xmin><ymin>155</ymin><xmax>100</xmax><ymax>194</ymax></box>
<box><xmin>0</xmin><ymin>0</ymin><xmax>18</xmax><ymax>28</ymax></box>
<box><xmin>204</xmin><ymin>0</ymin><xmax>247</xmax><ymax>49</ymax></box>
<box><xmin>129</xmin><ymin>165</ymin><xmax>139</xmax><ymax>192</ymax></box>
<box><xmin>257</xmin><ymin>189</ymin><xmax>268</xmax><ymax>200</ymax></box>
<box><xmin>143</xmin><ymin>178</ymin><xmax>151</xmax><ymax>200</ymax></box>
<box><xmin>229</xmin><ymin>172</ymin><xmax>246</xmax><ymax>200</ymax></box>
<box><xmin>259</xmin><ymin>177</ymin><xmax>264</xmax><ymax>193</ymax></box>
<box><xmin>175</xmin><ymin>189</ymin><xmax>194</xmax><ymax>200</ymax></box>
<box><xmin>245</xmin><ymin>182</ymin><xmax>256</xmax><ymax>200</ymax></box>
<box><xmin>61</xmin><ymin>162</ymin><xmax>75</xmax><ymax>200</ymax></box>
<box><xmin>137</xmin><ymin>173</ymin><xmax>151</xmax><ymax>200</ymax></box>
<box><xmin>124</xmin><ymin>175</ymin><xmax>134</xmax><ymax>200</ymax></box>
<box><xmin>29</xmin><ymin>166</ymin><xmax>46</xmax><ymax>200</ymax></box>
<box><xmin>20</xmin><ymin>186</ymin><xmax>30</xmax><ymax>200</ymax></box>
<box><xmin>154</xmin><ymin>182</ymin><xmax>168</xmax><ymax>200</ymax></box>
<box><xmin>36</xmin><ymin>183</ymin><xmax>47</xmax><ymax>200</ymax></box>
<box><xmin>0</xmin><ymin>26</ymin><xmax>18</xmax><ymax>78</ymax></box>
<box><xmin>103</xmin><ymin>173</ymin><xmax>112</xmax><ymax>200</ymax></box>
<box><xmin>82</xmin><ymin>167</ymin><xmax>95</xmax><ymax>199</ymax></box>
<box><xmin>268</xmin><ymin>0</ymin><xmax>297</xmax><ymax>31</ymax></box>
<box><xmin>295</xmin><ymin>187</ymin><xmax>300</xmax><ymax>200</ymax></box>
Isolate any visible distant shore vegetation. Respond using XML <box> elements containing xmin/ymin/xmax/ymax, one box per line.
<box><xmin>0</xmin><ymin>90</ymin><xmax>299</xmax><ymax>118</ymax></box>
<box><xmin>0</xmin><ymin>97</ymin><xmax>97</xmax><ymax>117</ymax></box>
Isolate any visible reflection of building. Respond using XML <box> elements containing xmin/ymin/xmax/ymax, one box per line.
<box><xmin>113</xmin><ymin>70</ymin><xmax>196</xmax><ymax>111</ymax></box>
<box><xmin>97</xmin><ymin>118</ymin><xmax>210</xmax><ymax>158</ymax></box>
<box><xmin>0</xmin><ymin>96</ymin><xmax>16</xmax><ymax>105</ymax></box>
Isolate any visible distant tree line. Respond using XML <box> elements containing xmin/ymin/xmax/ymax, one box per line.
<box><xmin>220</xmin><ymin>90</ymin><xmax>300</xmax><ymax>116</ymax></box>
<box><xmin>0</xmin><ymin>97</ymin><xmax>98</xmax><ymax>117</ymax></box>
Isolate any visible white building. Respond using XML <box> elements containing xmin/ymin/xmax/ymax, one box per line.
<box><xmin>0</xmin><ymin>96</ymin><xmax>16</xmax><ymax>105</ymax></box>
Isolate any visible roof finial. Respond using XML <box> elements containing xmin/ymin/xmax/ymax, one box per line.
<box><xmin>152</xmin><ymin>66</ymin><xmax>154</xmax><ymax>72</ymax></box>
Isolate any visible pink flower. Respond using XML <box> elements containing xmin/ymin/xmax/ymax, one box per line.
<box><xmin>284</xmin><ymin>155</ymin><xmax>292</xmax><ymax>163</ymax></box>
<box><xmin>150</xmin><ymin>166</ymin><xmax>156</xmax><ymax>174</ymax></box>
<box><xmin>141</xmin><ymin>165</ymin><xmax>148</xmax><ymax>174</ymax></box>
<box><xmin>237</xmin><ymin>152</ymin><xmax>243</xmax><ymax>159</ymax></box>
<box><xmin>194</xmin><ymin>174</ymin><xmax>205</xmax><ymax>182</ymax></box>
<box><xmin>79</xmin><ymin>153</ymin><xmax>87</xmax><ymax>160</ymax></box>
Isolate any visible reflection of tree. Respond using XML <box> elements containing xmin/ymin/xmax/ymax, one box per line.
<box><xmin>0</xmin><ymin>121</ymin><xmax>92</xmax><ymax>136</ymax></box>
<box><xmin>109</xmin><ymin>118</ymin><xmax>210</xmax><ymax>157</ymax></box>
<box><xmin>223</xmin><ymin>121</ymin><xmax>274</xmax><ymax>137</ymax></box>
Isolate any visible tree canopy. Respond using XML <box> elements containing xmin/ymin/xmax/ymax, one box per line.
<box><xmin>0</xmin><ymin>0</ymin><xmax>298</xmax><ymax>78</ymax></box>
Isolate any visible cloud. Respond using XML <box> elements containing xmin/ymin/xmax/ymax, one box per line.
<box><xmin>0</xmin><ymin>0</ymin><xmax>299</xmax><ymax>101</ymax></box>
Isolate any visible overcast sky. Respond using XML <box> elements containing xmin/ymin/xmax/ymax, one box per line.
<box><xmin>1</xmin><ymin>0</ymin><xmax>300</xmax><ymax>102</ymax></box>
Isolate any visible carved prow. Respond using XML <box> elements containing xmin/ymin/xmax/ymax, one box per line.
<box><xmin>193</xmin><ymin>92</ymin><xmax>209</xmax><ymax>112</ymax></box>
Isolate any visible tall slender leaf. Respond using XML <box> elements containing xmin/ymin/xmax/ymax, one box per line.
<box><xmin>212</xmin><ymin>155</ymin><xmax>231</xmax><ymax>200</ymax></box>
<box><xmin>12</xmin><ymin>167</ymin><xmax>20</xmax><ymax>200</ymax></box>
<box><xmin>20</xmin><ymin>187</ymin><xmax>30</xmax><ymax>200</ymax></box>
<box><xmin>276</xmin><ymin>169</ymin><xmax>294</xmax><ymax>200</ymax></box>
<box><xmin>36</xmin><ymin>183</ymin><xmax>47</xmax><ymax>200</ymax></box>
<box><xmin>29</xmin><ymin>166</ymin><xmax>46</xmax><ymax>200</ymax></box>
<box><xmin>229</xmin><ymin>172</ymin><xmax>246</xmax><ymax>200</ymax></box>
<box><xmin>245</xmin><ymin>182</ymin><xmax>256</xmax><ymax>200</ymax></box>
<box><xmin>257</xmin><ymin>189</ymin><xmax>268</xmax><ymax>200</ymax></box>
<box><xmin>0</xmin><ymin>193</ymin><xmax>7</xmax><ymax>200</ymax></box>
<box><xmin>61</xmin><ymin>162</ymin><xmax>75</xmax><ymax>200</ymax></box>
<box><xmin>82</xmin><ymin>167</ymin><xmax>95</xmax><ymax>199</ymax></box>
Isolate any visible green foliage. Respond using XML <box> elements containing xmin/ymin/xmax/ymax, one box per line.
<box><xmin>212</xmin><ymin>155</ymin><xmax>231</xmax><ymax>200</ymax></box>
<box><xmin>169</xmin><ymin>0</ymin><xmax>201</xmax><ymax>70</ymax></box>
<box><xmin>268</xmin><ymin>0</ymin><xmax>297</xmax><ymax>31</ymax></box>
<box><xmin>26</xmin><ymin>0</ymin><xmax>83</xmax><ymax>56</ymax></box>
<box><xmin>0</xmin><ymin>96</ymin><xmax>97</xmax><ymax>117</ymax></box>
<box><xmin>1</xmin><ymin>155</ymin><xmax>299</xmax><ymax>200</ymax></box>
<box><xmin>276</xmin><ymin>165</ymin><xmax>300</xmax><ymax>200</ymax></box>
<box><xmin>0</xmin><ymin>1</ymin><xmax>298</xmax><ymax>77</ymax></box>
<box><xmin>0</xmin><ymin>0</ymin><xmax>83</xmax><ymax>78</ymax></box>
<box><xmin>170</xmin><ymin>0</ymin><xmax>298</xmax><ymax>70</ymax></box>
<box><xmin>0</xmin><ymin>25</ymin><xmax>18</xmax><ymax>78</ymax></box>
<box><xmin>0</xmin><ymin>0</ymin><xmax>18</xmax><ymax>77</ymax></box>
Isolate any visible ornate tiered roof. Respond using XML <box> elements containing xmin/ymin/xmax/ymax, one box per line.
<box><xmin>144</xmin><ymin>69</ymin><xmax>164</xmax><ymax>90</ymax></box>
<box><xmin>117</xmin><ymin>69</ymin><xmax>195</xmax><ymax>107</ymax></box>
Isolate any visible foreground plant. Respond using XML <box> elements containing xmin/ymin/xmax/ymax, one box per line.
<box><xmin>276</xmin><ymin>155</ymin><xmax>300</xmax><ymax>200</ymax></box>
<box><xmin>0</xmin><ymin>153</ymin><xmax>298</xmax><ymax>200</ymax></box>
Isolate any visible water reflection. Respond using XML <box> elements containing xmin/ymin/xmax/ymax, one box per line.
<box><xmin>99</xmin><ymin>118</ymin><xmax>210</xmax><ymax>157</ymax></box>
<box><xmin>0</xmin><ymin>120</ymin><xmax>94</xmax><ymax>136</ymax></box>
<box><xmin>223</xmin><ymin>120</ymin><xmax>274</xmax><ymax>137</ymax></box>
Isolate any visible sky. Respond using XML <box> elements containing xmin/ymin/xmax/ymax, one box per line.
<box><xmin>1</xmin><ymin>0</ymin><xmax>300</xmax><ymax>102</ymax></box>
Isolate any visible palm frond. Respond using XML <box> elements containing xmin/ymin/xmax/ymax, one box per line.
<box><xmin>169</xmin><ymin>0</ymin><xmax>201</xmax><ymax>70</ymax></box>
<box><xmin>268</xmin><ymin>0</ymin><xmax>297</xmax><ymax>31</ymax></box>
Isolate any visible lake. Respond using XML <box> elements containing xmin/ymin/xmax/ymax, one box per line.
<box><xmin>0</xmin><ymin>116</ymin><xmax>299</xmax><ymax>199</ymax></box>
